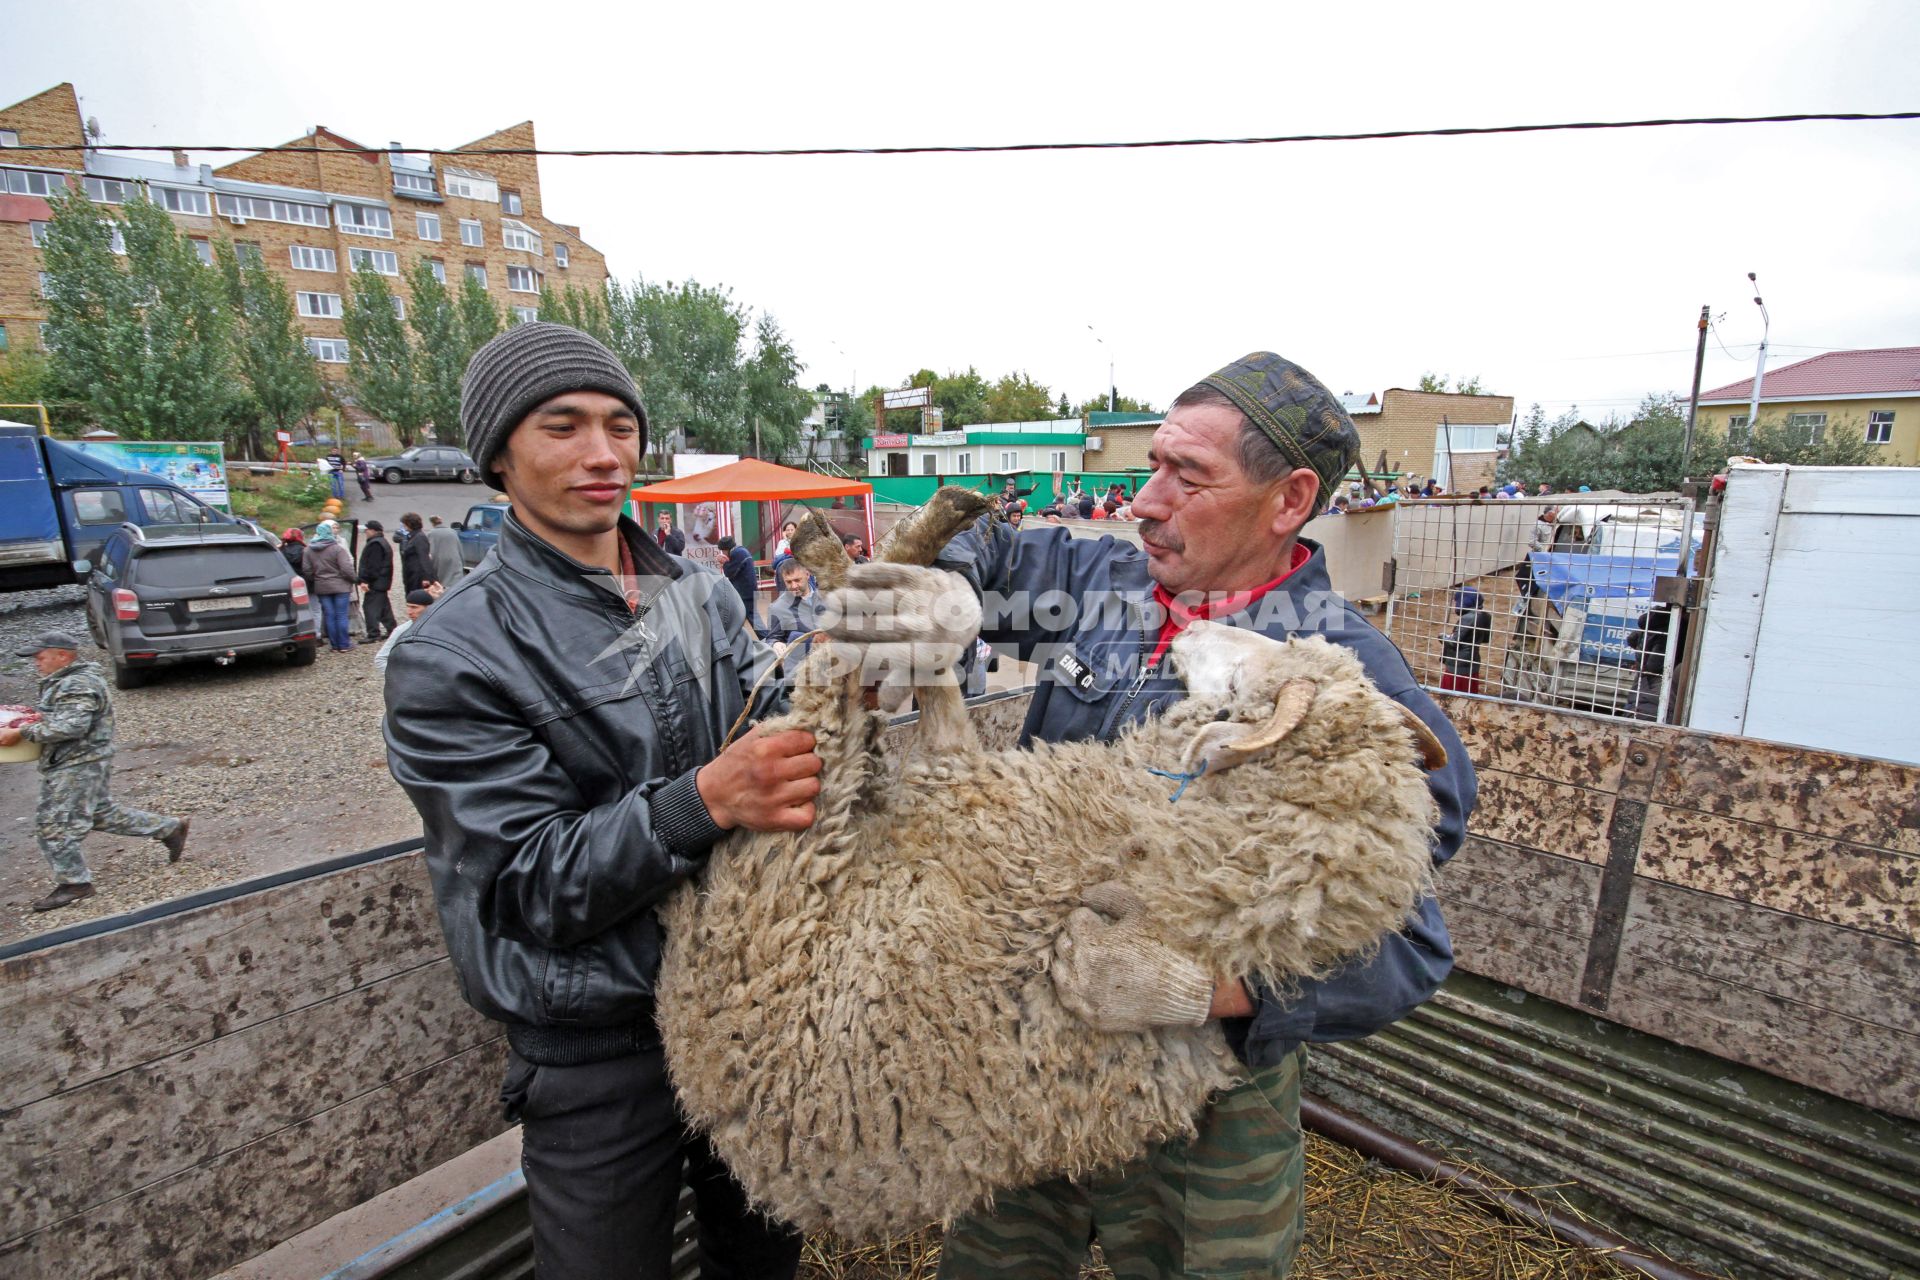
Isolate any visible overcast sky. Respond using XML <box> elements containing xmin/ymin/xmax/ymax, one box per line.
<box><xmin>11</xmin><ymin>1</ymin><xmax>1919</xmax><ymax>421</ymax></box>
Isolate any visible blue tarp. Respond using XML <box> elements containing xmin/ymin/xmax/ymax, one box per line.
<box><xmin>1527</xmin><ymin>551</ymin><xmax>1679</xmax><ymax>666</ymax></box>
<box><xmin>0</xmin><ymin>431</ymin><xmax>62</xmax><ymax>554</ymax></box>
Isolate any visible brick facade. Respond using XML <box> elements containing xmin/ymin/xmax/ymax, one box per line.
<box><xmin>1353</xmin><ymin>388</ymin><xmax>1515</xmax><ymax>490</ymax></box>
<box><xmin>1083</xmin><ymin>424</ymin><xmax>1155</xmax><ymax>470</ymax></box>
<box><xmin>0</xmin><ymin>85</ymin><xmax>609</xmax><ymax>422</ymax></box>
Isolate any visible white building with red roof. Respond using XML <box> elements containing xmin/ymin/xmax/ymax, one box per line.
<box><xmin>1697</xmin><ymin>346</ymin><xmax>1920</xmax><ymax>464</ymax></box>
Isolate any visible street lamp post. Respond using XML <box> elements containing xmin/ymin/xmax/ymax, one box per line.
<box><xmin>1086</xmin><ymin>324</ymin><xmax>1115</xmax><ymax>412</ymax></box>
<box><xmin>1744</xmin><ymin>272</ymin><xmax>1770</xmax><ymax>442</ymax></box>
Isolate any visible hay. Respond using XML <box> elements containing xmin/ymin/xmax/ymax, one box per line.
<box><xmin>798</xmin><ymin>1133</ymin><xmax>1675</xmax><ymax>1280</ymax></box>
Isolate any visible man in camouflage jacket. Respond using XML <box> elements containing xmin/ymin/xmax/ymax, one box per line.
<box><xmin>0</xmin><ymin>632</ymin><xmax>189</xmax><ymax>912</ymax></box>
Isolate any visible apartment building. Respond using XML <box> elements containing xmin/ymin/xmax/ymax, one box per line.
<box><xmin>0</xmin><ymin>83</ymin><xmax>608</xmax><ymax>385</ymax></box>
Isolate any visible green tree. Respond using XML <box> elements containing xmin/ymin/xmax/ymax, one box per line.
<box><xmin>539</xmin><ymin>282</ymin><xmax>612</xmax><ymax>345</ymax></box>
<box><xmin>215</xmin><ymin>241</ymin><xmax>324</xmax><ymax>459</ymax></box>
<box><xmin>1073</xmin><ymin>392</ymin><xmax>1158</xmax><ymax>416</ymax></box>
<box><xmin>40</xmin><ymin>191</ymin><xmax>231</xmax><ymax>439</ymax></box>
<box><xmin>985</xmin><ymin>370</ymin><xmax>1055</xmax><ymax>423</ymax></box>
<box><xmin>458</xmin><ymin>275</ymin><xmax>503</xmax><ymax>350</ymax></box>
<box><xmin>406</xmin><ymin>260</ymin><xmax>469</xmax><ymax>444</ymax></box>
<box><xmin>623</xmin><ymin>278</ymin><xmax>748</xmax><ymax>462</ymax></box>
<box><xmin>743</xmin><ymin>313</ymin><xmax>813</xmax><ymax>461</ymax></box>
<box><xmin>1418</xmin><ymin>372</ymin><xmax>1487</xmax><ymax>395</ymax></box>
<box><xmin>342</xmin><ymin>265</ymin><xmax>429</xmax><ymax>447</ymax></box>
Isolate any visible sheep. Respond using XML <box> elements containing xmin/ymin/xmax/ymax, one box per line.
<box><xmin>654</xmin><ymin>487</ymin><xmax>1446</xmax><ymax>1240</ymax></box>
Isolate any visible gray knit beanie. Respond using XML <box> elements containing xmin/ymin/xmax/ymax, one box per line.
<box><xmin>460</xmin><ymin>323</ymin><xmax>648</xmax><ymax>480</ymax></box>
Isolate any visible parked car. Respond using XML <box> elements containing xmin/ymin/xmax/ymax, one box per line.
<box><xmin>84</xmin><ymin>522</ymin><xmax>318</xmax><ymax>688</ymax></box>
<box><xmin>366</xmin><ymin>446</ymin><xmax>481</xmax><ymax>484</ymax></box>
<box><xmin>454</xmin><ymin>498</ymin><xmax>510</xmax><ymax>568</ymax></box>
<box><xmin>1</xmin><ymin>421</ymin><xmax>235</xmax><ymax>593</ymax></box>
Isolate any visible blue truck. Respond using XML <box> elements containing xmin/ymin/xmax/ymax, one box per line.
<box><xmin>0</xmin><ymin>422</ymin><xmax>233</xmax><ymax>593</ymax></box>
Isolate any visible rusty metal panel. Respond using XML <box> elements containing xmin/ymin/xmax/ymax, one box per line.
<box><xmin>1440</xmin><ymin>838</ymin><xmax>1599</xmax><ymax>1006</ymax></box>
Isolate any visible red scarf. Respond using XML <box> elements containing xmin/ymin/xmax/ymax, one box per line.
<box><xmin>1146</xmin><ymin>542</ymin><xmax>1310</xmax><ymax>668</ymax></box>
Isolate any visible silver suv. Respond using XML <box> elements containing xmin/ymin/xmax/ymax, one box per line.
<box><xmin>84</xmin><ymin>522</ymin><xmax>318</xmax><ymax>687</ymax></box>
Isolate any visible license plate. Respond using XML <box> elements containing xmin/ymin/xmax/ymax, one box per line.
<box><xmin>188</xmin><ymin>596</ymin><xmax>252</xmax><ymax>613</ymax></box>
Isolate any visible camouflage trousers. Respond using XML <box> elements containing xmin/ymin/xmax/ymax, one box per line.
<box><xmin>939</xmin><ymin>1049</ymin><xmax>1306</xmax><ymax>1279</ymax></box>
<box><xmin>35</xmin><ymin>761</ymin><xmax>177</xmax><ymax>886</ymax></box>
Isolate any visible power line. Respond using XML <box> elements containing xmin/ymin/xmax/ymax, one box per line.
<box><xmin>11</xmin><ymin>110</ymin><xmax>1918</xmax><ymax>160</ymax></box>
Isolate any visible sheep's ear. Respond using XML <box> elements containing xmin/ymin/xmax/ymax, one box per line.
<box><xmin>1396</xmin><ymin>703</ymin><xmax>1449</xmax><ymax>770</ymax></box>
<box><xmin>1179</xmin><ymin>678</ymin><xmax>1315</xmax><ymax>776</ymax></box>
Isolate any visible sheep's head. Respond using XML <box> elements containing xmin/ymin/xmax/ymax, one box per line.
<box><xmin>1168</xmin><ymin>622</ymin><xmax>1447</xmax><ymax>777</ymax></box>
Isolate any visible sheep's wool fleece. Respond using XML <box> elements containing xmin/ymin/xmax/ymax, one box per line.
<box><xmin>657</xmin><ymin>629</ymin><xmax>1439</xmax><ymax>1240</ymax></box>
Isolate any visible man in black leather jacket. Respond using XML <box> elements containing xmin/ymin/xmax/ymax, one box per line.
<box><xmin>384</xmin><ymin>323</ymin><xmax>821</xmax><ymax>1280</ymax></box>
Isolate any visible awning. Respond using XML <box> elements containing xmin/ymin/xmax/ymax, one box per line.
<box><xmin>629</xmin><ymin>458</ymin><xmax>871</xmax><ymax>502</ymax></box>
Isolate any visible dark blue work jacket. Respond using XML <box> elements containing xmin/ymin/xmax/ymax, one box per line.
<box><xmin>937</xmin><ymin>518</ymin><xmax>1477</xmax><ymax>1068</ymax></box>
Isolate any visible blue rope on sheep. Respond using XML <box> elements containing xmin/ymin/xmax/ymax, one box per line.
<box><xmin>1146</xmin><ymin>758</ymin><xmax>1208</xmax><ymax>802</ymax></box>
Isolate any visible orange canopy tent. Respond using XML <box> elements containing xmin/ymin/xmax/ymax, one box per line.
<box><xmin>629</xmin><ymin>458</ymin><xmax>875</xmax><ymax>558</ymax></box>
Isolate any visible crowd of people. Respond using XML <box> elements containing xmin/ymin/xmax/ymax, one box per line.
<box><xmin>1321</xmin><ymin>477</ymin><xmax>1595</xmax><ymax>514</ymax></box>
<box><xmin>276</xmin><ymin>513</ymin><xmax>452</xmax><ymax>655</ymax></box>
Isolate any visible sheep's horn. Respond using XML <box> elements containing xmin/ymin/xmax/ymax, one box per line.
<box><xmin>1178</xmin><ymin>678</ymin><xmax>1316</xmax><ymax>776</ymax></box>
<box><xmin>1397</xmin><ymin>703</ymin><xmax>1449</xmax><ymax>770</ymax></box>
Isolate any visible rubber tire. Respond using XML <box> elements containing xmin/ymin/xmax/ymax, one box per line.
<box><xmin>384</xmin><ymin>468</ymin><xmax>404</xmax><ymax>485</ymax></box>
<box><xmin>458</xmin><ymin>468</ymin><xmax>478</xmax><ymax>484</ymax></box>
<box><xmin>286</xmin><ymin>640</ymin><xmax>318</xmax><ymax>668</ymax></box>
<box><xmin>113</xmin><ymin>660</ymin><xmax>149</xmax><ymax>690</ymax></box>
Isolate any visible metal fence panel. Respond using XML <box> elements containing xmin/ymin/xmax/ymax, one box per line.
<box><xmin>1385</xmin><ymin>498</ymin><xmax>1696</xmax><ymax>723</ymax></box>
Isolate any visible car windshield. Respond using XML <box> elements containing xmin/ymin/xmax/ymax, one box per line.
<box><xmin>132</xmin><ymin>545</ymin><xmax>287</xmax><ymax>588</ymax></box>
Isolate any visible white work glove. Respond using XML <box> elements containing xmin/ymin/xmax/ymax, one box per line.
<box><xmin>1051</xmin><ymin>882</ymin><xmax>1213</xmax><ymax>1033</ymax></box>
<box><xmin>815</xmin><ymin>564</ymin><xmax>980</xmax><ymax>709</ymax></box>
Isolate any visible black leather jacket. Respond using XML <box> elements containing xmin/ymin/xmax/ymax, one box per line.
<box><xmin>384</xmin><ymin>511</ymin><xmax>779</xmax><ymax>1064</ymax></box>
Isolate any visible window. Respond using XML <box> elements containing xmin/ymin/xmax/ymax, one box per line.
<box><xmin>512</xmin><ymin>305</ymin><xmax>539</xmax><ymax>325</ymax></box>
<box><xmin>2</xmin><ymin>168</ymin><xmax>65</xmax><ymax>196</ymax></box>
<box><xmin>0</xmin><ymin>130</ymin><xmax>17</xmax><ymax>147</ymax></box>
<box><xmin>297</xmin><ymin>292</ymin><xmax>343</xmax><ymax>318</ymax></box>
<box><xmin>38</xmin><ymin>272</ymin><xmax>50</xmax><ymax>297</ymax></box>
<box><xmin>73</xmin><ymin>489</ymin><xmax>128</xmax><ymax>524</ymax></box>
<box><xmin>1787</xmin><ymin>412</ymin><xmax>1827</xmax><ymax>445</ymax></box>
<box><xmin>506</xmin><ymin>265</ymin><xmax>539</xmax><ymax>293</ymax></box>
<box><xmin>956</xmin><ymin>451</ymin><xmax>972</xmax><ymax>474</ymax></box>
<box><xmin>416</xmin><ymin>211</ymin><xmax>441</xmax><ymax>241</ymax></box>
<box><xmin>189</xmin><ymin>238</ymin><xmax>213</xmax><ymax>265</ymax></box>
<box><xmin>427</xmin><ymin>258</ymin><xmax>446</xmax><ymax>284</ymax></box>
<box><xmin>108</xmin><ymin>227</ymin><xmax>126</xmax><ymax>255</ymax></box>
<box><xmin>336</xmin><ymin>203</ymin><xmax>393</xmax><ymax>238</ymax></box>
<box><xmin>920</xmin><ymin>454</ymin><xmax>938</xmax><ymax>475</ymax></box>
<box><xmin>459</xmin><ymin>218</ymin><xmax>483</xmax><ymax>247</ymax></box>
<box><xmin>29</xmin><ymin>220</ymin><xmax>49</xmax><ymax>248</ymax></box>
<box><xmin>1000</xmin><ymin>450</ymin><xmax>1019</xmax><ymax>470</ymax></box>
<box><xmin>157</xmin><ymin>187</ymin><xmax>210</xmax><ymax>215</ymax></box>
<box><xmin>1867</xmin><ymin>410</ymin><xmax>1894</xmax><ymax>444</ymax></box>
<box><xmin>553</xmin><ymin>242</ymin><xmax>569</xmax><ymax>268</ymax></box>
<box><xmin>391</xmin><ymin>296</ymin><xmax>406</xmax><ymax>321</ymax></box>
<box><xmin>1048</xmin><ymin>450</ymin><xmax>1068</xmax><ymax>473</ymax></box>
<box><xmin>305</xmin><ymin>337</ymin><xmax>349</xmax><ymax>363</ymax></box>
<box><xmin>502</xmin><ymin>191</ymin><xmax>522</xmax><ymax>215</ymax></box>
<box><xmin>349</xmin><ymin>247</ymin><xmax>400</xmax><ymax>276</ymax></box>
<box><xmin>393</xmin><ymin>170</ymin><xmax>436</xmax><ymax>196</ymax></box>
<box><xmin>443</xmin><ymin>168</ymin><xmax>499</xmax><ymax>202</ymax></box>
<box><xmin>289</xmin><ymin>244</ymin><xmax>337</xmax><ymax>272</ymax></box>
<box><xmin>465</xmin><ymin>263</ymin><xmax>487</xmax><ymax>287</ymax></box>
<box><xmin>138</xmin><ymin>488</ymin><xmax>191</xmax><ymax>523</ymax></box>
<box><xmin>217</xmin><ymin>193</ymin><xmax>328</xmax><ymax>227</ymax></box>
<box><xmin>235</xmin><ymin>241</ymin><xmax>263</xmax><ymax>266</ymax></box>
<box><xmin>0</xmin><ymin>322</ymin><xmax>7</xmax><ymax>352</ymax></box>
<box><xmin>83</xmin><ymin>176</ymin><xmax>135</xmax><ymax>204</ymax></box>
<box><xmin>1727</xmin><ymin>414</ymin><xmax>1750</xmax><ymax>444</ymax></box>
<box><xmin>502</xmin><ymin>219</ymin><xmax>542</xmax><ymax>254</ymax></box>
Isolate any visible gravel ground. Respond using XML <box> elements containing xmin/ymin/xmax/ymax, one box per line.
<box><xmin>0</xmin><ymin>582</ymin><xmax>420</xmax><ymax>948</ymax></box>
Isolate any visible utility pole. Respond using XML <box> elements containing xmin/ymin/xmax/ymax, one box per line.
<box><xmin>1087</xmin><ymin>324</ymin><xmax>1115</xmax><ymax>411</ymax></box>
<box><xmin>1744</xmin><ymin>272</ymin><xmax>1770</xmax><ymax>442</ymax></box>
<box><xmin>1683</xmin><ymin>304</ymin><xmax>1709</xmax><ymax>474</ymax></box>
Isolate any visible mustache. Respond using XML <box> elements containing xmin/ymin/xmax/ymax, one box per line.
<box><xmin>1138</xmin><ymin>520</ymin><xmax>1184</xmax><ymax>552</ymax></box>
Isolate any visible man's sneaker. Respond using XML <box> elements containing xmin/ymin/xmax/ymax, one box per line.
<box><xmin>32</xmin><ymin>882</ymin><xmax>96</xmax><ymax>912</ymax></box>
<box><xmin>163</xmin><ymin>817</ymin><xmax>191</xmax><ymax>863</ymax></box>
